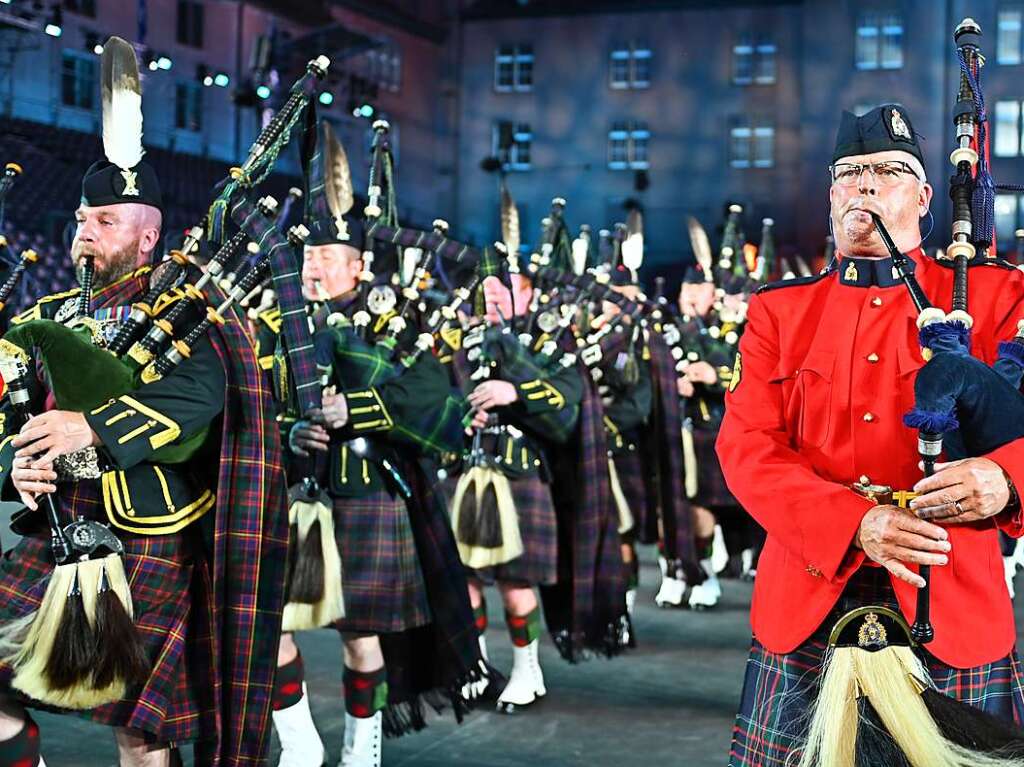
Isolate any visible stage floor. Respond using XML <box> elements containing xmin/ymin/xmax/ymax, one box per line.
<box><xmin>14</xmin><ymin>529</ymin><xmax>1024</xmax><ymax>766</ymax></box>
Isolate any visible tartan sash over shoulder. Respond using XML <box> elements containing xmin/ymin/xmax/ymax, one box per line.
<box><xmin>541</xmin><ymin>348</ymin><xmax>629</xmax><ymax>661</ymax></box>
<box><xmin>90</xmin><ymin>266</ymin><xmax>288</xmax><ymax>766</ymax></box>
<box><xmin>232</xmin><ymin>195</ymin><xmax>322</xmax><ymax>416</ymax></box>
<box><xmin>644</xmin><ymin>332</ymin><xmax>699</xmax><ymax>581</ymax></box>
<box><xmin>196</xmin><ymin>300</ymin><xmax>288</xmax><ymax>766</ymax></box>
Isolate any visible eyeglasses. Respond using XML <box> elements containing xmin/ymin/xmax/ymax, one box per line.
<box><xmin>828</xmin><ymin>161</ymin><xmax>921</xmax><ymax>187</ymax></box>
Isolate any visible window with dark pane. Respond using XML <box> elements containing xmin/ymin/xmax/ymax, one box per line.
<box><xmin>494</xmin><ymin>44</ymin><xmax>532</xmax><ymax>92</ymax></box>
<box><xmin>733</xmin><ymin>36</ymin><xmax>753</xmax><ymax>84</ymax></box>
<box><xmin>177</xmin><ymin>0</ymin><xmax>204</xmax><ymax>48</ymax></box>
<box><xmin>608</xmin><ymin>120</ymin><xmax>650</xmax><ymax>170</ymax></box>
<box><xmin>610</xmin><ymin>43</ymin><xmax>651</xmax><ymax>89</ymax></box>
<box><xmin>511</xmin><ymin>122</ymin><xmax>532</xmax><ymax>169</ymax></box>
<box><xmin>632</xmin><ymin>45</ymin><xmax>651</xmax><ymax>87</ymax></box>
<box><xmin>856</xmin><ymin>12</ymin><xmax>903</xmax><ymax>70</ymax></box>
<box><xmin>753</xmin><ymin>121</ymin><xmax>775</xmax><ymax>168</ymax></box>
<box><xmin>999</xmin><ymin>8</ymin><xmax>1024</xmax><ymax>65</ymax></box>
<box><xmin>493</xmin><ymin>120</ymin><xmax>532</xmax><ymax>170</ymax></box>
<box><xmin>755</xmin><ymin>41</ymin><xmax>776</xmax><ymax>84</ymax></box>
<box><xmin>175</xmin><ymin>82</ymin><xmax>202</xmax><ymax>132</ymax></box>
<box><xmin>729</xmin><ymin>116</ymin><xmax>752</xmax><ymax>168</ymax></box>
<box><xmin>608</xmin><ymin>121</ymin><xmax>629</xmax><ymax>168</ymax></box>
<box><xmin>63</xmin><ymin>0</ymin><xmax>96</xmax><ymax>17</ymax></box>
<box><xmin>61</xmin><ymin>51</ymin><xmax>96</xmax><ymax>109</ymax></box>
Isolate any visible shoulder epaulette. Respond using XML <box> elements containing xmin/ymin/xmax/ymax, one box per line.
<box><xmin>11</xmin><ymin>287</ymin><xmax>82</xmax><ymax>324</ymax></box>
<box><xmin>975</xmin><ymin>257</ymin><xmax>1019</xmax><ymax>271</ymax></box>
<box><xmin>257</xmin><ymin>307</ymin><xmax>282</xmax><ymax>334</ymax></box>
<box><xmin>756</xmin><ymin>270</ymin><xmax>832</xmax><ymax>294</ymax></box>
<box><xmin>38</xmin><ymin>287</ymin><xmax>82</xmax><ymax>304</ymax></box>
<box><xmin>929</xmin><ymin>255</ymin><xmax>1019</xmax><ymax>271</ymax></box>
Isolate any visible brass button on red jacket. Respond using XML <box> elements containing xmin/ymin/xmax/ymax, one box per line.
<box><xmin>718</xmin><ymin>249</ymin><xmax>1024</xmax><ymax>668</ymax></box>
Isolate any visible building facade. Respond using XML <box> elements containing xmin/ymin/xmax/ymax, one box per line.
<box><xmin>0</xmin><ymin>0</ymin><xmax>460</xmax><ymax>230</ymax></box>
<box><xmin>4</xmin><ymin>0</ymin><xmax>1024</xmax><ymax>276</ymax></box>
<box><xmin>455</xmin><ymin>0</ymin><xmax>1024</xmax><ymax>279</ymax></box>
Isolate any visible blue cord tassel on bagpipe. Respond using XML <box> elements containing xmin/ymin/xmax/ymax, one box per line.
<box><xmin>919</xmin><ymin>319</ymin><xmax>971</xmax><ymax>356</ymax></box>
<box><xmin>958</xmin><ymin>47</ymin><xmax>996</xmax><ymax>252</ymax></box>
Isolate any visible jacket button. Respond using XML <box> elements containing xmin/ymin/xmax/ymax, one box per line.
<box><xmin>863</xmin><ymin>412</ymin><xmax>876</xmax><ymax>422</ymax></box>
<box><xmin>805</xmin><ymin>565</ymin><xmax>822</xmax><ymax>577</ymax></box>
<box><xmin>871</xmin><ymin>297</ymin><xmax>883</xmax><ymax>307</ymax></box>
<box><xmin>867</xmin><ymin>353</ymin><xmax>879</xmax><ymax>363</ymax></box>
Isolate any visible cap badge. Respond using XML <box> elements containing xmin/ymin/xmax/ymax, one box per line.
<box><xmin>119</xmin><ymin>168</ymin><xmax>139</xmax><ymax>197</ymax></box>
<box><xmin>890</xmin><ymin>109</ymin><xmax>912</xmax><ymax>141</ymax></box>
<box><xmin>844</xmin><ymin>262</ymin><xmax>859</xmax><ymax>282</ymax></box>
<box><xmin>334</xmin><ymin>215</ymin><xmax>350</xmax><ymax>241</ymax></box>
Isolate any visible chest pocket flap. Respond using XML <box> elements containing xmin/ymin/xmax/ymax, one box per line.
<box><xmin>771</xmin><ymin>349</ymin><xmax>836</xmax><ymax>449</ymax></box>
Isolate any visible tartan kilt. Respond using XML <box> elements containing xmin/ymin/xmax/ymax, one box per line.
<box><xmin>729</xmin><ymin>567</ymin><xmax>1024</xmax><ymax>767</ymax></box>
<box><xmin>459</xmin><ymin>472</ymin><xmax>558</xmax><ymax>587</ymax></box>
<box><xmin>691</xmin><ymin>427</ymin><xmax>738</xmax><ymax>508</ymax></box>
<box><xmin>611</xmin><ymin>451</ymin><xmax>646</xmax><ymax>535</ymax></box>
<box><xmin>0</xmin><ymin>525</ymin><xmax>209</xmax><ymax>743</ymax></box>
<box><xmin>331</xmin><ymin>489</ymin><xmax>431</xmax><ymax>635</ymax></box>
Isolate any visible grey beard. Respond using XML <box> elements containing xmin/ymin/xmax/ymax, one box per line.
<box><xmin>75</xmin><ymin>247</ymin><xmax>139</xmax><ymax>289</ymax></box>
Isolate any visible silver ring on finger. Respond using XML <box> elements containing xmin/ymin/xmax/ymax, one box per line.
<box><xmin>954</xmin><ymin>500</ymin><xmax>965</xmax><ymax>515</ymax></box>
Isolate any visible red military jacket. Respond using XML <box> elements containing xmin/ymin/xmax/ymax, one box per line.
<box><xmin>717</xmin><ymin>248</ymin><xmax>1024</xmax><ymax>668</ymax></box>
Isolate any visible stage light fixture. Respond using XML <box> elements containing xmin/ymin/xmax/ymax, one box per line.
<box><xmin>318</xmin><ymin>91</ymin><xmax>334</xmax><ymax>106</ymax></box>
<box><xmin>256</xmin><ymin>84</ymin><xmax>271</xmax><ymax>100</ymax></box>
<box><xmin>214</xmin><ymin>72</ymin><xmax>230</xmax><ymax>87</ymax></box>
<box><xmin>357</xmin><ymin>104</ymin><xmax>375</xmax><ymax>118</ymax></box>
<box><xmin>44</xmin><ymin>6</ymin><xmax>61</xmax><ymax>37</ymax></box>
<box><xmin>196</xmin><ymin>64</ymin><xmax>214</xmax><ymax>87</ymax></box>
<box><xmin>157</xmin><ymin>55</ymin><xmax>172</xmax><ymax>71</ymax></box>
<box><xmin>84</xmin><ymin>32</ymin><xmax>102</xmax><ymax>55</ymax></box>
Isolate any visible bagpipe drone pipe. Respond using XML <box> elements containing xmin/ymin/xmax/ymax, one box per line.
<box><xmin>0</xmin><ymin>162</ymin><xmax>39</xmax><ymax>324</ymax></box>
<box><xmin>0</xmin><ymin>49</ymin><xmax>325</xmax><ymax>710</ymax></box>
<box><xmin>314</xmin><ymin>216</ymin><xmax>485</xmax><ymax>455</ymax></box>
<box><xmin>0</xmin><ymin>208</ymin><xmax>296</xmax><ymax>711</ymax></box>
<box><xmin>279</xmin><ymin>217</ymin><xmax>484</xmax><ymax>631</ymax></box>
<box><xmin>798</xmin><ymin>21</ymin><xmax>1024</xmax><ymax>767</ymax></box>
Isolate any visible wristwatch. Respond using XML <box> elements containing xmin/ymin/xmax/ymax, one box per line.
<box><xmin>1005</xmin><ymin>471</ymin><xmax>1021</xmax><ymax>514</ymax></box>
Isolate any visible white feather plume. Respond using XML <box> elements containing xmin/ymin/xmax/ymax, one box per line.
<box><xmin>687</xmin><ymin>216</ymin><xmax>713</xmax><ymax>279</ymax></box>
<box><xmin>101</xmin><ymin>37</ymin><xmax>144</xmax><ymax>170</ymax></box>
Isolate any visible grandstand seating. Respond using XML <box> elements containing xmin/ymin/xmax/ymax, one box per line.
<box><xmin>0</xmin><ymin>116</ymin><xmax>301</xmax><ymax>312</ymax></box>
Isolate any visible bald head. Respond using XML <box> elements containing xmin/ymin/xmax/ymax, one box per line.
<box><xmin>72</xmin><ymin>201</ymin><xmax>162</xmax><ymax>288</ymax></box>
